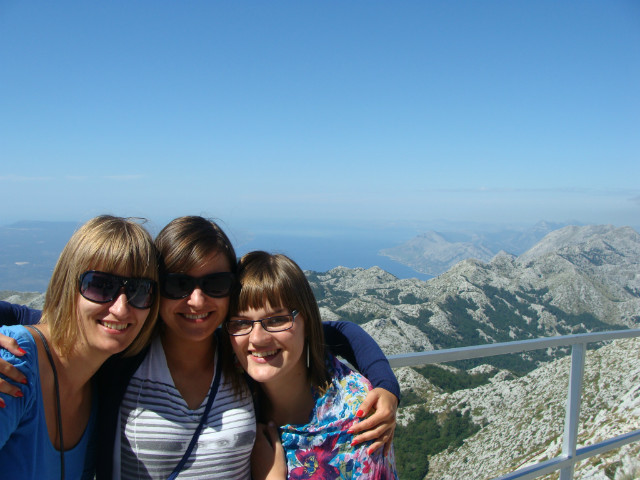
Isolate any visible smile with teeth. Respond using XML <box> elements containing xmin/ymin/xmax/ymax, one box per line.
<box><xmin>100</xmin><ymin>320</ymin><xmax>130</xmax><ymax>331</ymax></box>
<box><xmin>252</xmin><ymin>349</ymin><xmax>279</xmax><ymax>358</ymax></box>
<box><xmin>183</xmin><ymin>312</ymin><xmax>209</xmax><ymax>320</ymax></box>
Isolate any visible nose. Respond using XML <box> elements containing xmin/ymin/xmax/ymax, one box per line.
<box><xmin>186</xmin><ymin>287</ymin><xmax>206</xmax><ymax>309</ymax></box>
<box><xmin>248</xmin><ymin>320</ymin><xmax>271</xmax><ymax>343</ymax></box>
<box><xmin>109</xmin><ymin>289</ymin><xmax>132</xmax><ymax>316</ymax></box>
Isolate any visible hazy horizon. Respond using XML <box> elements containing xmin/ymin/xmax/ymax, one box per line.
<box><xmin>1</xmin><ymin>2</ymin><xmax>639</xmax><ymax>229</ymax></box>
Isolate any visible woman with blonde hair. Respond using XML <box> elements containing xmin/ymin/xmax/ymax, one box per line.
<box><xmin>0</xmin><ymin>215</ymin><xmax>159</xmax><ymax>479</ymax></box>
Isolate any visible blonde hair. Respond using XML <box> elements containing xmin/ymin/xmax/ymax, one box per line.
<box><xmin>40</xmin><ymin>215</ymin><xmax>160</xmax><ymax>356</ymax></box>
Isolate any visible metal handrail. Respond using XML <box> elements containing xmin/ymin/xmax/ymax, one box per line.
<box><xmin>387</xmin><ymin>329</ymin><xmax>640</xmax><ymax>480</ymax></box>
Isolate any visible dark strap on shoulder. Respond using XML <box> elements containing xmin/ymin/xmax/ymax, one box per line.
<box><xmin>94</xmin><ymin>345</ymin><xmax>150</xmax><ymax>479</ymax></box>
<box><xmin>28</xmin><ymin>325</ymin><xmax>65</xmax><ymax>480</ymax></box>
<box><xmin>167</xmin><ymin>346</ymin><xmax>223</xmax><ymax>480</ymax></box>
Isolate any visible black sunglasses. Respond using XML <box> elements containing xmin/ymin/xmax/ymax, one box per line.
<box><xmin>79</xmin><ymin>270</ymin><xmax>157</xmax><ymax>310</ymax></box>
<box><xmin>161</xmin><ymin>272</ymin><xmax>235</xmax><ymax>299</ymax></box>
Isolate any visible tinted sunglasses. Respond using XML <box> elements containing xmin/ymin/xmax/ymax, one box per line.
<box><xmin>79</xmin><ymin>270</ymin><xmax>157</xmax><ymax>310</ymax></box>
<box><xmin>161</xmin><ymin>272</ymin><xmax>235</xmax><ymax>299</ymax></box>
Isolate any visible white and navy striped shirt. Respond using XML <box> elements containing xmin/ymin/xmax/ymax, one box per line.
<box><xmin>113</xmin><ymin>336</ymin><xmax>255</xmax><ymax>479</ymax></box>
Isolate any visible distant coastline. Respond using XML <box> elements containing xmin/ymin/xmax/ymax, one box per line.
<box><xmin>0</xmin><ymin>220</ymin><xmax>431</xmax><ymax>291</ymax></box>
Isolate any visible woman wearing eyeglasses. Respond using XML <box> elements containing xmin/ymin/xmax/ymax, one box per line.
<box><xmin>223</xmin><ymin>251</ymin><xmax>399</xmax><ymax>479</ymax></box>
<box><xmin>0</xmin><ymin>215</ymin><xmax>159</xmax><ymax>480</ymax></box>
<box><xmin>0</xmin><ymin>216</ymin><xmax>399</xmax><ymax>479</ymax></box>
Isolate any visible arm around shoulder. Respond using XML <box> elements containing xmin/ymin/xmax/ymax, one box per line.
<box><xmin>323</xmin><ymin>320</ymin><xmax>400</xmax><ymax>400</ymax></box>
<box><xmin>0</xmin><ymin>327</ymin><xmax>37</xmax><ymax>447</ymax></box>
<box><xmin>0</xmin><ymin>301</ymin><xmax>42</xmax><ymax>327</ymax></box>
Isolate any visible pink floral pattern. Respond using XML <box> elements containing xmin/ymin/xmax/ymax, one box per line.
<box><xmin>280</xmin><ymin>355</ymin><xmax>398</xmax><ymax>479</ymax></box>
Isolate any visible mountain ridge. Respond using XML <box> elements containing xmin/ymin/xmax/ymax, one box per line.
<box><xmin>2</xmin><ymin>223</ymin><xmax>638</xmax><ymax>479</ymax></box>
<box><xmin>379</xmin><ymin>220</ymin><xmax>575</xmax><ymax>276</ymax></box>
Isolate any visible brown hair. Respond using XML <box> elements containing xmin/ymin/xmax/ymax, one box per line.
<box><xmin>223</xmin><ymin>251</ymin><xmax>328</xmax><ymax>391</ymax></box>
<box><xmin>40</xmin><ymin>215</ymin><xmax>159</xmax><ymax>356</ymax></box>
<box><xmin>155</xmin><ymin>216</ymin><xmax>237</xmax><ymax>276</ymax></box>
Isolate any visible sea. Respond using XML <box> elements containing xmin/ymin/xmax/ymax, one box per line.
<box><xmin>0</xmin><ymin>220</ymin><xmax>431</xmax><ymax>292</ymax></box>
<box><xmin>235</xmin><ymin>230</ymin><xmax>432</xmax><ymax>281</ymax></box>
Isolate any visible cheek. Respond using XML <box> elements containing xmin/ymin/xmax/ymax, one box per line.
<box><xmin>134</xmin><ymin>309</ymin><xmax>151</xmax><ymax>328</ymax></box>
<box><xmin>77</xmin><ymin>296</ymin><xmax>103</xmax><ymax>320</ymax></box>
<box><xmin>229</xmin><ymin>336</ymin><xmax>245</xmax><ymax>355</ymax></box>
<box><xmin>159</xmin><ymin>299</ymin><xmax>178</xmax><ymax>321</ymax></box>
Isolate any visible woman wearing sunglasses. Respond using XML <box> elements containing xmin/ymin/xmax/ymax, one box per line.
<box><xmin>223</xmin><ymin>251</ymin><xmax>398</xmax><ymax>479</ymax></box>
<box><xmin>0</xmin><ymin>215</ymin><xmax>159</xmax><ymax>480</ymax></box>
<box><xmin>0</xmin><ymin>216</ymin><xmax>399</xmax><ymax>479</ymax></box>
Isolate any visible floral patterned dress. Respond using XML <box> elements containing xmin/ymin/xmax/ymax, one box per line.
<box><xmin>279</xmin><ymin>354</ymin><xmax>398</xmax><ymax>479</ymax></box>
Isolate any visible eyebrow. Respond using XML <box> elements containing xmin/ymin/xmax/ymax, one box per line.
<box><xmin>230</xmin><ymin>307</ymin><xmax>289</xmax><ymax>319</ymax></box>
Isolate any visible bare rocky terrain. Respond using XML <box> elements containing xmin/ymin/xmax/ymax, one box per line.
<box><xmin>3</xmin><ymin>224</ymin><xmax>639</xmax><ymax>479</ymax></box>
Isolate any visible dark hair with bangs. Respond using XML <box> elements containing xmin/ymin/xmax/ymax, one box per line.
<box><xmin>155</xmin><ymin>216</ymin><xmax>237</xmax><ymax>277</ymax></box>
<box><xmin>40</xmin><ymin>215</ymin><xmax>160</xmax><ymax>356</ymax></box>
<box><xmin>226</xmin><ymin>251</ymin><xmax>328</xmax><ymax>389</ymax></box>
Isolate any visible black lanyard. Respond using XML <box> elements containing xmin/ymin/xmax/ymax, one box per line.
<box><xmin>29</xmin><ymin>325</ymin><xmax>65</xmax><ymax>480</ymax></box>
<box><xmin>167</xmin><ymin>348</ymin><xmax>222</xmax><ymax>480</ymax></box>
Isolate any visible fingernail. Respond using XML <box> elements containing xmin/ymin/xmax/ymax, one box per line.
<box><xmin>21</xmin><ymin>378</ymin><xmax>28</xmax><ymax>385</ymax></box>
<box><xmin>15</xmin><ymin>391</ymin><xmax>24</xmax><ymax>398</ymax></box>
<box><xmin>351</xmin><ymin>440</ymin><xmax>358</xmax><ymax>447</ymax></box>
<box><xmin>356</xmin><ymin>410</ymin><xmax>364</xmax><ymax>418</ymax></box>
<box><xmin>0</xmin><ymin>398</ymin><xmax>5</xmax><ymax>408</ymax></box>
<box><xmin>347</xmin><ymin>428</ymin><xmax>354</xmax><ymax>434</ymax></box>
<box><xmin>17</xmin><ymin>347</ymin><xmax>26</xmax><ymax>355</ymax></box>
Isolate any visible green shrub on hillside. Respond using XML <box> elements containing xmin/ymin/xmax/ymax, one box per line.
<box><xmin>394</xmin><ymin>408</ymin><xmax>480</xmax><ymax>480</ymax></box>
<box><xmin>413</xmin><ymin>364</ymin><xmax>492</xmax><ymax>393</ymax></box>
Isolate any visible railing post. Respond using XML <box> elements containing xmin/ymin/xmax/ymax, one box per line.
<box><xmin>559</xmin><ymin>342</ymin><xmax>586</xmax><ymax>480</ymax></box>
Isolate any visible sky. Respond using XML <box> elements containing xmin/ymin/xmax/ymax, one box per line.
<box><xmin>1</xmin><ymin>1</ymin><xmax>639</xmax><ymax>236</ymax></box>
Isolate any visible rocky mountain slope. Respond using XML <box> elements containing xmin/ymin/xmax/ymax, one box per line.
<box><xmin>413</xmin><ymin>336</ymin><xmax>640</xmax><ymax>479</ymax></box>
<box><xmin>379</xmin><ymin>221</ymin><xmax>568</xmax><ymax>276</ymax></box>
<box><xmin>310</xmin><ymin>225</ymin><xmax>640</xmax><ymax>375</ymax></box>
<box><xmin>0</xmin><ymin>291</ymin><xmax>45</xmax><ymax>309</ymax></box>
<box><xmin>313</xmin><ymin>224</ymin><xmax>640</xmax><ymax>478</ymax></box>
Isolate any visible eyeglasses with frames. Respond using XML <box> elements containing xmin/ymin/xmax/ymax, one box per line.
<box><xmin>160</xmin><ymin>272</ymin><xmax>235</xmax><ymax>299</ymax></box>
<box><xmin>78</xmin><ymin>270</ymin><xmax>157</xmax><ymax>310</ymax></box>
<box><xmin>225</xmin><ymin>310</ymin><xmax>299</xmax><ymax>336</ymax></box>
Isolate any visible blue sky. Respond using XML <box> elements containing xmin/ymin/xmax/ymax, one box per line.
<box><xmin>1</xmin><ymin>1</ymin><xmax>639</xmax><ymax>234</ymax></box>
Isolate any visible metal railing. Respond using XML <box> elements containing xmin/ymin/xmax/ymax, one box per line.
<box><xmin>387</xmin><ymin>329</ymin><xmax>640</xmax><ymax>480</ymax></box>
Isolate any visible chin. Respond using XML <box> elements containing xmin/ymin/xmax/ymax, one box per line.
<box><xmin>245</xmin><ymin>368</ymin><xmax>277</xmax><ymax>385</ymax></box>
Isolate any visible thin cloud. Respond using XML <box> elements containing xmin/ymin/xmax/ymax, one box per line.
<box><xmin>102</xmin><ymin>175</ymin><xmax>145</xmax><ymax>181</ymax></box>
<box><xmin>63</xmin><ymin>174</ymin><xmax>145</xmax><ymax>181</ymax></box>
<box><xmin>425</xmin><ymin>187</ymin><xmax>639</xmax><ymax>196</ymax></box>
<box><xmin>0</xmin><ymin>175</ymin><xmax>53</xmax><ymax>182</ymax></box>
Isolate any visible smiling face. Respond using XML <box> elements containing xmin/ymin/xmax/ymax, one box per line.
<box><xmin>76</xmin><ymin>276</ymin><xmax>150</xmax><ymax>358</ymax></box>
<box><xmin>228</xmin><ymin>303</ymin><xmax>307</xmax><ymax>389</ymax></box>
<box><xmin>159</xmin><ymin>251</ymin><xmax>232</xmax><ymax>345</ymax></box>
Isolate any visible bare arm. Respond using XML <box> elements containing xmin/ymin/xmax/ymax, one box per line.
<box><xmin>251</xmin><ymin>422</ymin><xmax>287</xmax><ymax>480</ymax></box>
<box><xmin>323</xmin><ymin>320</ymin><xmax>399</xmax><ymax>454</ymax></box>
<box><xmin>348</xmin><ymin>387</ymin><xmax>398</xmax><ymax>455</ymax></box>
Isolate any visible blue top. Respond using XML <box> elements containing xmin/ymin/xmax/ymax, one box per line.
<box><xmin>0</xmin><ymin>325</ymin><xmax>96</xmax><ymax>480</ymax></box>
